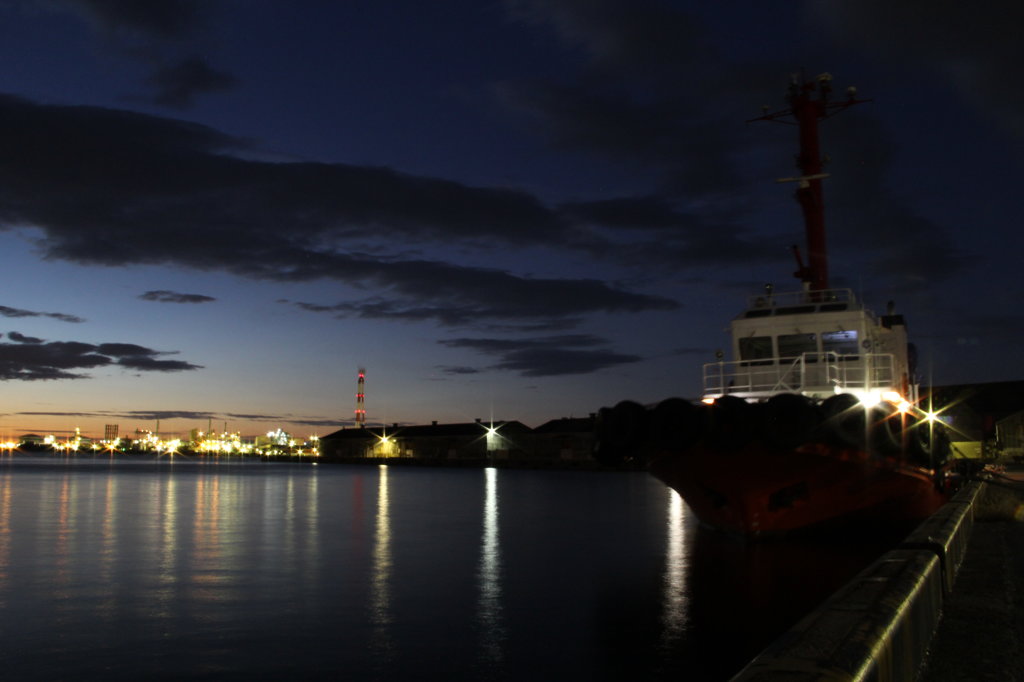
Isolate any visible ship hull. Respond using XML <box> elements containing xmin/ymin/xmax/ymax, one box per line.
<box><xmin>648</xmin><ymin>441</ymin><xmax>949</xmax><ymax>539</ymax></box>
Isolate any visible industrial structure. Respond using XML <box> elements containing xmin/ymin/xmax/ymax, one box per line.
<box><xmin>355</xmin><ymin>367</ymin><xmax>366</xmax><ymax>426</ymax></box>
<box><xmin>319</xmin><ymin>417</ymin><xmax>595</xmax><ymax>463</ymax></box>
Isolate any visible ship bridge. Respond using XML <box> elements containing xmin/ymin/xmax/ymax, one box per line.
<box><xmin>703</xmin><ymin>288</ymin><xmax>912</xmax><ymax>401</ymax></box>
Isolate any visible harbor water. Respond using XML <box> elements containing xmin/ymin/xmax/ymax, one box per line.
<box><xmin>0</xmin><ymin>456</ymin><xmax>898</xmax><ymax>680</ymax></box>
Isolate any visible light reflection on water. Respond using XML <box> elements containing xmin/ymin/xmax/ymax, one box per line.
<box><xmin>369</xmin><ymin>464</ymin><xmax>393</xmax><ymax>662</ymax></box>
<box><xmin>0</xmin><ymin>456</ymin><xmax>891</xmax><ymax>680</ymax></box>
<box><xmin>659</xmin><ymin>490</ymin><xmax>688</xmax><ymax>651</ymax></box>
<box><xmin>477</xmin><ymin>467</ymin><xmax>504</xmax><ymax>665</ymax></box>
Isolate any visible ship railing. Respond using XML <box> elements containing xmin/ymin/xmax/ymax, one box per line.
<box><xmin>744</xmin><ymin>287</ymin><xmax>857</xmax><ymax>311</ymax></box>
<box><xmin>702</xmin><ymin>352</ymin><xmax>898</xmax><ymax>399</ymax></box>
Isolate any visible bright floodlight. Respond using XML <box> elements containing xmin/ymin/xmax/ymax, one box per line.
<box><xmin>852</xmin><ymin>389</ymin><xmax>882</xmax><ymax>407</ymax></box>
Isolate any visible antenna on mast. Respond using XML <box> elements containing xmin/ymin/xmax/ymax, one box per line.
<box><xmin>750</xmin><ymin>72</ymin><xmax>871</xmax><ymax>293</ymax></box>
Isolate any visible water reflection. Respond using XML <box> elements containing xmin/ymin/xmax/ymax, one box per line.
<box><xmin>659</xmin><ymin>488</ymin><xmax>689</xmax><ymax>650</ymax></box>
<box><xmin>352</xmin><ymin>473</ymin><xmax>366</xmax><ymax>555</ymax></box>
<box><xmin>370</xmin><ymin>465</ymin><xmax>393</xmax><ymax>654</ymax></box>
<box><xmin>304</xmin><ymin>467</ymin><xmax>319</xmax><ymax>586</ymax></box>
<box><xmin>55</xmin><ymin>474</ymin><xmax>71</xmax><ymax>587</ymax></box>
<box><xmin>477</xmin><ymin>467</ymin><xmax>504</xmax><ymax>663</ymax></box>
<box><xmin>284</xmin><ymin>474</ymin><xmax>296</xmax><ymax>573</ymax></box>
<box><xmin>0</xmin><ymin>458</ymin><xmax>889</xmax><ymax>681</ymax></box>
<box><xmin>0</xmin><ymin>474</ymin><xmax>9</xmax><ymax>585</ymax></box>
<box><xmin>155</xmin><ymin>474</ymin><xmax>180</xmax><ymax>621</ymax></box>
<box><xmin>191</xmin><ymin>473</ymin><xmax>222</xmax><ymax>596</ymax></box>
<box><xmin>97</xmin><ymin>474</ymin><xmax>117</xmax><ymax>622</ymax></box>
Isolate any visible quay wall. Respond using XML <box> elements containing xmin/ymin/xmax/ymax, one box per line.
<box><xmin>731</xmin><ymin>482</ymin><xmax>985</xmax><ymax>682</ymax></box>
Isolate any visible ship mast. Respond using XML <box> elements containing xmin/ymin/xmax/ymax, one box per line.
<box><xmin>751</xmin><ymin>73</ymin><xmax>870</xmax><ymax>292</ymax></box>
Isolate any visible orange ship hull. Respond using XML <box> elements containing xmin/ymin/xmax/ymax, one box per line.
<box><xmin>648</xmin><ymin>441</ymin><xmax>950</xmax><ymax>539</ymax></box>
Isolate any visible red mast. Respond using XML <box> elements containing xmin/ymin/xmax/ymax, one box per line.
<box><xmin>751</xmin><ymin>73</ymin><xmax>870</xmax><ymax>292</ymax></box>
<box><xmin>355</xmin><ymin>368</ymin><xmax>366</xmax><ymax>427</ymax></box>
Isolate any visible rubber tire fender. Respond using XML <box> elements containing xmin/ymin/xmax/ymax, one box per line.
<box><xmin>649</xmin><ymin>397</ymin><xmax>705</xmax><ymax>453</ymax></box>
<box><xmin>705</xmin><ymin>395</ymin><xmax>754</xmax><ymax>450</ymax></box>
<box><xmin>762</xmin><ymin>393</ymin><xmax>821</xmax><ymax>451</ymax></box>
<box><xmin>594</xmin><ymin>400</ymin><xmax>648</xmax><ymax>464</ymax></box>
<box><xmin>869</xmin><ymin>403</ymin><xmax>903</xmax><ymax>457</ymax></box>
<box><xmin>820</xmin><ymin>393</ymin><xmax>866</xmax><ymax>450</ymax></box>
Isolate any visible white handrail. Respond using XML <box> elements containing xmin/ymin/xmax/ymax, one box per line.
<box><xmin>703</xmin><ymin>352</ymin><xmax>897</xmax><ymax>398</ymax></box>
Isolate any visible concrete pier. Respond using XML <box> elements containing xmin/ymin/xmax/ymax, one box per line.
<box><xmin>731</xmin><ymin>468</ymin><xmax>1024</xmax><ymax>681</ymax></box>
<box><xmin>918</xmin><ymin>470</ymin><xmax>1024</xmax><ymax>681</ymax></box>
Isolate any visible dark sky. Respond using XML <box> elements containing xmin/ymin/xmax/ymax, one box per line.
<box><xmin>1</xmin><ymin>0</ymin><xmax>1021</xmax><ymax>436</ymax></box>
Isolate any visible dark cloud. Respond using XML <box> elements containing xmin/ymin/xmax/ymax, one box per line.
<box><xmin>561</xmin><ymin>195</ymin><xmax>688</xmax><ymax>230</ymax></box>
<box><xmin>145</xmin><ymin>56</ymin><xmax>237</xmax><ymax>108</ymax></box>
<box><xmin>560</xmin><ymin>194</ymin><xmax>777</xmax><ymax>268</ymax></box>
<box><xmin>291</xmin><ymin>264</ymin><xmax>676</xmax><ymax>327</ymax></box>
<box><xmin>117</xmin><ymin>354</ymin><xmax>197</xmax><ymax>372</ymax></box>
<box><xmin>440</xmin><ymin>334</ymin><xmax>641</xmax><ymax>376</ymax></box>
<box><xmin>0</xmin><ymin>94</ymin><xmax>676</xmax><ymax>328</ymax></box>
<box><xmin>497</xmin><ymin>79</ymin><xmax>762</xmax><ymax>198</ymax></box>
<box><xmin>0</xmin><ymin>335</ymin><xmax>201</xmax><ymax>380</ymax></box>
<box><xmin>811</xmin><ymin>113</ymin><xmax>965</xmax><ymax>292</ymax></box>
<box><xmin>805</xmin><ymin>0</ymin><xmax>1024</xmax><ymax>138</ymax></box>
<box><xmin>0</xmin><ymin>94</ymin><xmax>560</xmax><ymax>250</ymax></box>
<box><xmin>96</xmin><ymin>342</ymin><xmax>152</xmax><ymax>356</ymax></box>
<box><xmin>15</xmin><ymin>408</ymin><xmax>339</xmax><ymax>429</ymax></box>
<box><xmin>499</xmin><ymin>0</ymin><xmax>965</xmax><ymax>289</ymax></box>
<box><xmin>0</xmin><ymin>304</ymin><xmax>84</xmax><ymax>323</ymax></box>
<box><xmin>505</xmin><ymin>0</ymin><xmax>706</xmax><ymax>77</ymax></box>
<box><xmin>439</xmin><ymin>366</ymin><xmax>482</xmax><ymax>375</ymax></box>
<box><xmin>498</xmin><ymin>1</ymin><xmax>785</xmax><ymax>197</ymax></box>
<box><xmin>140</xmin><ymin>290</ymin><xmax>216</xmax><ymax>304</ymax></box>
<box><xmin>51</xmin><ymin>0</ymin><xmax>203</xmax><ymax>39</ymax></box>
<box><xmin>7</xmin><ymin>331</ymin><xmax>43</xmax><ymax>344</ymax></box>
<box><xmin>40</xmin><ymin>1</ymin><xmax>234</xmax><ymax>109</ymax></box>
<box><xmin>671</xmin><ymin>346</ymin><xmax>709</xmax><ymax>357</ymax></box>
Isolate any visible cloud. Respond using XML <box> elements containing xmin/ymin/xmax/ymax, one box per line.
<box><xmin>15</xmin><ymin>408</ymin><xmax>339</xmax><ymax>429</ymax></box>
<box><xmin>804</xmin><ymin>0</ymin><xmax>1024</xmax><ymax>139</ymax></box>
<box><xmin>0</xmin><ymin>334</ymin><xmax>201</xmax><ymax>380</ymax></box>
<box><xmin>559</xmin><ymin>194</ymin><xmax>777</xmax><ymax>268</ymax></box>
<box><xmin>498</xmin><ymin>0</ymin><xmax>965</xmax><ymax>290</ymax></box>
<box><xmin>440</xmin><ymin>334</ymin><xmax>641</xmax><ymax>376</ymax></box>
<box><xmin>439</xmin><ymin>365</ymin><xmax>481</xmax><ymax>375</ymax></box>
<box><xmin>809</xmin><ymin>113</ymin><xmax>966</xmax><ymax>292</ymax></box>
<box><xmin>498</xmin><ymin>1</ymin><xmax>787</xmax><ymax>197</ymax></box>
<box><xmin>49</xmin><ymin>0</ymin><xmax>204</xmax><ymax>39</ymax></box>
<box><xmin>38</xmin><ymin>0</ymin><xmax>235</xmax><ymax>109</ymax></box>
<box><xmin>7</xmin><ymin>331</ymin><xmax>43</xmax><ymax>344</ymax></box>
<box><xmin>0</xmin><ymin>304</ymin><xmax>84</xmax><ymax>323</ymax></box>
<box><xmin>145</xmin><ymin>56</ymin><xmax>238</xmax><ymax>108</ymax></box>
<box><xmin>504</xmin><ymin>0</ymin><xmax>707</xmax><ymax>76</ymax></box>
<box><xmin>671</xmin><ymin>346</ymin><xmax>709</xmax><ymax>357</ymax></box>
<box><xmin>140</xmin><ymin>289</ymin><xmax>216</xmax><ymax>304</ymax></box>
<box><xmin>290</xmin><ymin>263</ymin><xmax>677</xmax><ymax>328</ymax></box>
<box><xmin>0</xmin><ymin>94</ymin><xmax>675</xmax><ymax>329</ymax></box>
<box><xmin>0</xmin><ymin>93</ymin><xmax>561</xmax><ymax>251</ymax></box>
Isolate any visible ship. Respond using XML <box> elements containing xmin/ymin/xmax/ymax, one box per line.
<box><xmin>594</xmin><ymin>73</ymin><xmax>954</xmax><ymax>539</ymax></box>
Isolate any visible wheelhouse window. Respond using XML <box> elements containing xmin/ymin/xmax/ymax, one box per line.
<box><xmin>822</xmin><ymin>330</ymin><xmax>859</xmax><ymax>356</ymax></box>
<box><xmin>738</xmin><ymin>336</ymin><xmax>773</xmax><ymax>365</ymax></box>
<box><xmin>778</xmin><ymin>333</ymin><xmax>817</xmax><ymax>359</ymax></box>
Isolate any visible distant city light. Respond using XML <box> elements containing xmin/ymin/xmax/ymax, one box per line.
<box><xmin>16</xmin><ymin>425</ymin><xmax>319</xmax><ymax>458</ymax></box>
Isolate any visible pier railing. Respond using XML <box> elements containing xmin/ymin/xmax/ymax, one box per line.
<box><xmin>702</xmin><ymin>351</ymin><xmax>897</xmax><ymax>399</ymax></box>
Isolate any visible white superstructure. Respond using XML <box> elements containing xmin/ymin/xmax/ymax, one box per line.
<box><xmin>703</xmin><ymin>287</ymin><xmax>914</xmax><ymax>403</ymax></box>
